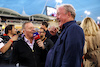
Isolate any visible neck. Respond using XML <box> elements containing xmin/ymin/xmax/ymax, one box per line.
<box><xmin>65</xmin><ymin>17</ymin><xmax>74</xmax><ymax>23</ymax></box>
<box><xmin>25</xmin><ymin>36</ymin><xmax>33</xmax><ymax>43</ymax></box>
<box><xmin>68</xmin><ymin>18</ymin><xmax>74</xmax><ymax>22</ymax></box>
<box><xmin>41</xmin><ymin>36</ymin><xmax>47</xmax><ymax>42</ymax></box>
<box><xmin>7</xmin><ymin>33</ymin><xmax>13</xmax><ymax>38</ymax></box>
<box><xmin>45</xmin><ymin>28</ymin><xmax>48</xmax><ymax>31</ymax></box>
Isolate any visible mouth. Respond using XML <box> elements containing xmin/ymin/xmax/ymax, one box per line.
<box><xmin>57</xmin><ymin>19</ymin><xmax>61</xmax><ymax>22</ymax></box>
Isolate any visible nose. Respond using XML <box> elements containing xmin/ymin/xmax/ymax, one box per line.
<box><xmin>32</xmin><ymin>28</ymin><xmax>35</xmax><ymax>31</ymax></box>
<box><xmin>56</xmin><ymin>14</ymin><xmax>58</xmax><ymax>18</ymax></box>
<box><xmin>32</xmin><ymin>28</ymin><xmax>36</xmax><ymax>33</ymax></box>
<box><xmin>56</xmin><ymin>14</ymin><xmax>59</xmax><ymax>20</ymax></box>
<box><xmin>15</xmin><ymin>29</ymin><xmax>17</xmax><ymax>32</ymax></box>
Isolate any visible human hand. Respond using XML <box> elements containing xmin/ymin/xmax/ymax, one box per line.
<box><xmin>84</xmin><ymin>53</ymin><xmax>91</xmax><ymax>59</ymax></box>
<box><xmin>37</xmin><ymin>39</ymin><xmax>45</xmax><ymax>49</ymax></box>
<box><xmin>11</xmin><ymin>35</ymin><xmax>18</xmax><ymax>41</ymax></box>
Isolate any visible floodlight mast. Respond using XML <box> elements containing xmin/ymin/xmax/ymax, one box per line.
<box><xmin>41</xmin><ymin>0</ymin><xmax>48</xmax><ymax>14</ymax></box>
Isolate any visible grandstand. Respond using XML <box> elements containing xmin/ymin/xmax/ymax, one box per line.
<box><xmin>0</xmin><ymin>7</ymin><xmax>57</xmax><ymax>29</ymax></box>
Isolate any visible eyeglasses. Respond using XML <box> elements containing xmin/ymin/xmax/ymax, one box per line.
<box><xmin>38</xmin><ymin>31</ymin><xmax>44</xmax><ymax>33</ymax></box>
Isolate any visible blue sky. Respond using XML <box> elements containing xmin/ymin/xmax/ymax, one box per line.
<box><xmin>0</xmin><ymin>0</ymin><xmax>100</xmax><ymax>21</ymax></box>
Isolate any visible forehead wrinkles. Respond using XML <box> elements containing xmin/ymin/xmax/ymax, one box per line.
<box><xmin>57</xmin><ymin>7</ymin><xmax>66</xmax><ymax>14</ymax></box>
<box><xmin>24</xmin><ymin>24</ymin><xmax>28</xmax><ymax>29</ymax></box>
<box><xmin>25</xmin><ymin>23</ymin><xmax>33</xmax><ymax>29</ymax></box>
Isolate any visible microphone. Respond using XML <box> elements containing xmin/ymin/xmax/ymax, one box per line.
<box><xmin>33</xmin><ymin>32</ymin><xmax>40</xmax><ymax>40</ymax></box>
<box><xmin>33</xmin><ymin>32</ymin><xmax>43</xmax><ymax>49</ymax></box>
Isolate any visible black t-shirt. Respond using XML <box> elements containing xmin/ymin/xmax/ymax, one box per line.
<box><xmin>50</xmin><ymin>34</ymin><xmax>59</xmax><ymax>44</ymax></box>
<box><xmin>40</xmin><ymin>38</ymin><xmax>54</xmax><ymax>67</ymax></box>
<box><xmin>45</xmin><ymin>30</ymin><xmax>52</xmax><ymax>38</ymax></box>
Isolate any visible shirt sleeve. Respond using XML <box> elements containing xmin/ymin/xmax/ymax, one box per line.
<box><xmin>0</xmin><ymin>38</ymin><xmax>4</xmax><ymax>49</ymax></box>
<box><xmin>44</xmin><ymin>39</ymin><xmax>54</xmax><ymax>51</ymax></box>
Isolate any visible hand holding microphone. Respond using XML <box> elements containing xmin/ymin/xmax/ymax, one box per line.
<box><xmin>33</xmin><ymin>32</ymin><xmax>45</xmax><ymax>49</ymax></box>
<box><xmin>37</xmin><ymin>40</ymin><xmax>45</xmax><ymax>49</ymax></box>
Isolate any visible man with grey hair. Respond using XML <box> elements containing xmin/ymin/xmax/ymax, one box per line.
<box><xmin>45</xmin><ymin>4</ymin><xmax>85</xmax><ymax>67</ymax></box>
<box><xmin>11</xmin><ymin>22</ymin><xmax>41</xmax><ymax>67</ymax></box>
<box><xmin>49</xmin><ymin>26</ymin><xmax>59</xmax><ymax>44</ymax></box>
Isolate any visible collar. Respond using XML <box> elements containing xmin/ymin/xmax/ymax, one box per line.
<box><xmin>24</xmin><ymin>37</ymin><xmax>34</xmax><ymax>43</ymax></box>
<box><xmin>61</xmin><ymin>20</ymin><xmax>76</xmax><ymax>31</ymax></box>
<box><xmin>3</xmin><ymin>34</ymin><xmax>7</xmax><ymax>36</ymax></box>
<box><xmin>24</xmin><ymin>37</ymin><xmax>29</xmax><ymax>43</ymax></box>
<box><xmin>3</xmin><ymin>34</ymin><xmax>11</xmax><ymax>39</ymax></box>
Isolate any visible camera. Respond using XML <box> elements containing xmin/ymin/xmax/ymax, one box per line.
<box><xmin>17</xmin><ymin>31</ymin><xmax>20</xmax><ymax>34</ymax></box>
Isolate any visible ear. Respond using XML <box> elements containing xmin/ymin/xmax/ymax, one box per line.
<box><xmin>8</xmin><ymin>30</ymin><xmax>11</xmax><ymax>33</ymax></box>
<box><xmin>23</xmin><ymin>29</ymin><xmax>25</xmax><ymax>34</ymax></box>
<box><xmin>67</xmin><ymin>12</ymin><xmax>71</xmax><ymax>17</ymax></box>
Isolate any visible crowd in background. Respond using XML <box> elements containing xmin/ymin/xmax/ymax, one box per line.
<box><xmin>0</xmin><ymin>21</ymin><xmax>59</xmax><ymax>67</ymax></box>
<box><xmin>0</xmin><ymin>4</ymin><xmax>100</xmax><ymax>67</ymax></box>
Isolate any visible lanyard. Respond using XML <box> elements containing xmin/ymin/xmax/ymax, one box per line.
<box><xmin>42</xmin><ymin>37</ymin><xmax>47</xmax><ymax>42</ymax></box>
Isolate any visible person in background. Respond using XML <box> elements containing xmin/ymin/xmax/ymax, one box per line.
<box><xmin>17</xmin><ymin>29</ymin><xmax>22</xmax><ymax>35</ymax></box>
<box><xmin>41</xmin><ymin>21</ymin><xmax>51</xmax><ymax>38</ymax></box>
<box><xmin>56</xmin><ymin>27</ymin><xmax>61</xmax><ymax>35</ymax></box>
<box><xmin>76</xmin><ymin>21</ymin><xmax>81</xmax><ymax>26</ymax></box>
<box><xmin>11</xmin><ymin>22</ymin><xmax>41</xmax><ymax>67</ymax></box>
<box><xmin>80</xmin><ymin>17</ymin><xmax>100</xmax><ymax>67</ymax></box>
<box><xmin>37</xmin><ymin>27</ymin><xmax>54</xmax><ymax>67</ymax></box>
<box><xmin>16</xmin><ymin>28</ymin><xmax>23</xmax><ymax>39</ymax></box>
<box><xmin>0</xmin><ymin>25</ymin><xmax>18</xmax><ymax>65</ymax></box>
<box><xmin>98</xmin><ymin>24</ymin><xmax>100</xmax><ymax>29</ymax></box>
<box><xmin>49</xmin><ymin>26</ymin><xmax>59</xmax><ymax>44</ymax></box>
<box><xmin>35</xmin><ymin>28</ymin><xmax>39</xmax><ymax>32</ymax></box>
<box><xmin>45</xmin><ymin>4</ymin><xmax>85</xmax><ymax>67</ymax></box>
<box><xmin>0</xmin><ymin>25</ymin><xmax>2</xmax><ymax>35</ymax></box>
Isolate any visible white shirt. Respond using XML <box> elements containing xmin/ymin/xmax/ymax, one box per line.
<box><xmin>0</xmin><ymin>38</ymin><xmax>4</xmax><ymax>49</ymax></box>
<box><xmin>24</xmin><ymin>37</ymin><xmax>35</xmax><ymax>50</ymax></box>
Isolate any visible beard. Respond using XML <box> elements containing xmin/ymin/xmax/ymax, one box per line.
<box><xmin>40</xmin><ymin>35</ymin><xmax>43</xmax><ymax>38</ymax></box>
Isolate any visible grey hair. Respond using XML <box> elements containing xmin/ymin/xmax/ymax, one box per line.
<box><xmin>57</xmin><ymin>4</ymin><xmax>76</xmax><ymax>19</ymax></box>
<box><xmin>22</xmin><ymin>22</ymin><xmax>32</xmax><ymax>29</ymax></box>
